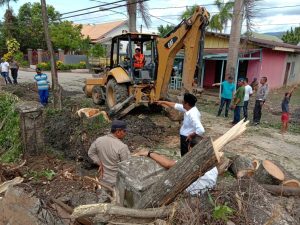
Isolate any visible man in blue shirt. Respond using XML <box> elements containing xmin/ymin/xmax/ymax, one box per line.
<box><xmin>213</xmin><ymin>76</ymin><xmax>235</xmax><ymax>117</ymax></box>
<box><xmin>34</xmin><ymin>68</ymin><xmax>49</xmax><ymax>106</ymax></box>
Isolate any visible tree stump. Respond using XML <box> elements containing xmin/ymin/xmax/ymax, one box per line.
<box><xmin>282</xmin><ymin>179</ymin><xmax>300</xmax><ymax>188</ymax></box>
<box><xmin>229</xmin><ymin>155</ymin><xmax>254</xmax><ymax>178</ymax></box>
<box><xmin>253</xmin><ymin>160</ymin><xmax>285</xmax><ymax>185</ymax></box>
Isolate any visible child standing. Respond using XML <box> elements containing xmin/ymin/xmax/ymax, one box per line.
<box><xmin>281</xmin><ymin>85</ymin><xmax>297</xmax><ymax>133</ymax></box>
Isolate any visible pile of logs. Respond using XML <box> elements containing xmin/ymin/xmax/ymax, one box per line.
<box><xmin>228</xmin><ymin>154</ymin><xmax>300</xmax><ymax>197</ymax></box>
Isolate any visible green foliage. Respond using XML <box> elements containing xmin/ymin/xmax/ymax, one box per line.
<box><xmin>0</xmin><ymin>92</ymin><xmax>22</xmax><ymax>163</ymax></box>
<box><xmin>208</xmin><ymin>0</ymin><xmax>234</xmax><ymax>33</ymax></box>
<box><xmin>88</xmin><ymin>43</ymin><xmax>106</xmax><ymax>57</ymax></box>
<box><xmin>180</xmin><ymin>5</ymin><xmax>198</xmax><ymax>19</ymax></box>
<box><xmin>26</xmin><ymin>169</ymin><xmax>56</xmax><ymax>181</ymax></box>
<box><xmin>208</xmin><ymin>192</ymin><xmax>234</xmax><ymax>222</ymax></box>
<box><xmin>157</xmin><ymin>24</ymin><xmax>175</xmax><ymax>37</ymax></box>
<box><xmin>17</xmin><ymin>2</ymin><xmax>60</xmax><ymax>51</ymax></box>
<box><xmin>282</xmin><ymin>27</ymin><xmax>300</xmax><ymax>45</ymax></box>
<box><xmin>6</xmin><ymin>38</ymin><xmax>20</xmax><ymax>53</ymax></box>
<box><xmin>37</xmin><ymin>61</ymin><xmax>87</xmax><ymax>71</ymax></box>
<box><xmin>50</xmin><ymin>21</ymin><xmax>89</xmax><ymax>53</ymax></box>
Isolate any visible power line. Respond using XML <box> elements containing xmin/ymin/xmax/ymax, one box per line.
<box><xmin>60</xmin><ymin>0</ymin><xmax>149</xmax><ymax>20</ymax></box>
<box><xmin>71</xmin><ymin>12</ymin><xmax>121</xmax><ymax>22</ymax></box>
<box><xmin>61</xmin><ymin>0</ymin><xmax>126</xmax><ymax>15</ymax></box>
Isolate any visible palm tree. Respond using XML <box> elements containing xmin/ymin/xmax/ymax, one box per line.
<box><xmin>127</xmin><ymin>0</ymin><xmax>151</xmax><ymax>32</ymax></box>
<box><xmin>180</xmin><ymin>5</ymin><xmax>198</xmax><ymax>19</ymax></box>
<box><xmin>209</xmin><ymin>0</ymin><xmax>234</xmax><ymax>33</ymax></box>
<box><xmin>0</xmin><ymin>0</ymin><xmax>19</xmax><ymax>38</ymax></box>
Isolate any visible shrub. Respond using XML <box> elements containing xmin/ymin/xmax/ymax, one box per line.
<box><xmin>37</xmin><ymin>62</ymin><xmax>51</xmax><ymax>71</ymax></box>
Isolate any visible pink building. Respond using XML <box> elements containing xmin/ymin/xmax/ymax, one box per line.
<box><xmin>201</xmin><ymin>32</ymin><xmax>300</xmax><ymax>89</ymax></box>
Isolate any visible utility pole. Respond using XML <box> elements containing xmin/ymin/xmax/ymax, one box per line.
<box><xmin>225</xmin><ymin>0</ymin><xmax>244</xmax><ymax>83</ymax></box>
<box><xmin>40</xmin><ymin>0</ymin><xmax>62</xmax><ymax>109</ymax></box>
<box><xmin>140</xmin><ymin>24</ymin><xmax>142</xmax><ymax>33</ymax></box>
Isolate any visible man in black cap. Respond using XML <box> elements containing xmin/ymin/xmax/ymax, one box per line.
<box><xmin>155</xmin><ymin>93</ymin><xmax>205</xmax><ymax>156</ymax></box>
<box><xmin>88</xmin><ymin>120</ymin><xmax>130</xmax><ymax>187</ymax></box>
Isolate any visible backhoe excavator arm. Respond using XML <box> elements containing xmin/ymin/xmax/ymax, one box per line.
<box><xmin>155</xmin><ymin>6</ymin><xmax>209</xmax><ymax>100</ymax></box>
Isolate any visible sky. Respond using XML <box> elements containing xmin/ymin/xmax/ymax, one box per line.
<box><xmin>1</xmin><ymin>0</ymin><xmax>300</xmax><ymax>34</ymax></box>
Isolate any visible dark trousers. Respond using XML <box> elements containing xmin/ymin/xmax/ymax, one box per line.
<box><xmin>243</xmin><ymin>100</ymin><xmax>249</xmax><ymax>120</ymax></box>
<box><xmin>218</xmin><ymin>97</ymin><xmax>231</xmax><ymax>117</ymax></box>
<box><xmin>253</xmin><ymin>100</ymin><xmax>263</xmax><ymax>123</ymax></box>
<box><xmin>1</xmin><ymin>72</ymin><xmax>12</xmax><ymax>84</ymax></box>
<box><xmin>233</xmin><ymin>106</ymin><xmax>242</xmax><ymax>124</ymax></box>
<box><xmin>38</xmin><ymin>90</ymin><xmax>49</xmax><ymax>106</ymax></box>
<box><xmin>10</xmin><ymin>68</ymin><xmax>18</xmax><ymax>84</ymax></box>
<box><xmin>180</xmin><ymin>135</ymin><xmax>189</xmax><ymax>156</ymax></box>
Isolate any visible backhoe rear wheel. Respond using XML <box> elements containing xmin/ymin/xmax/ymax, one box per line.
<box><xmin>92</xmin><ymin>85</ymin><xmax>105</xmax><ymax>105</ymax></box>
<box><xmin>106</xmin><ymin>79</ymin><xmax>128</xmax><ymax>110</ymax></box>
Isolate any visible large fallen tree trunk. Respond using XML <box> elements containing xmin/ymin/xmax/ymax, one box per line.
<box><xmin>262</xmin><ymin>184</ymin><xmax>300</xmax><ymax>197</ymax></box>
<box><xmin>254</xmin><ymin>160</ymin><xmax>285</xmax><ymax>185</ymax></box>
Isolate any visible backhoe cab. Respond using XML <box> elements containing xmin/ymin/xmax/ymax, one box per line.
<box><xmin>83</xmin><ymin>6</ymin><xmax>209</xmax><ymax>116</ymax></box>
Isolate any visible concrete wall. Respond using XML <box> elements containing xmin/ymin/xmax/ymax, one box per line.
<box><xmin>286</xmin><ymin>54</ymin><xmax>300</xmax><ymax>85</ymax></box>
<box><xmin>64</xmin><ymin>55</ymin><xmax>87</xmax><ymax>64</ymax></box>
<box><xmin>203</xmin><ymin>60</ymin><xmax>216</xmax><ymax>87</ymax></box>
<box><xmin>247</xmin><ymin>60</ymin><xmax>261</xmax><ymax>84</ymax></box>
<box><xmin>258</xmin><ymin>49</ymin><xmax>287</xmax><ymax>89</ymax></box>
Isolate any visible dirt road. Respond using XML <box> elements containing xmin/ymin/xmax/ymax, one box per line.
<box><xmin>18</xmin><ymin>69</ymin><xmax>90</xmax><ymax>93</ymax></box>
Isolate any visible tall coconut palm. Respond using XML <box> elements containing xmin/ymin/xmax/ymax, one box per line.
<box><xmin>180</xmin><ymin>5</ymin><xmax>198</xmax><ymax>20</ymax></box>
<box><xmin>209</xmin><ymin>0</ymin><xmax>234</xmax><ymax>33</ymax></box>
<box><xmin>127</xmin><ymin>0</ymin><xmax>151</xmax><ymax>32</ymax></box>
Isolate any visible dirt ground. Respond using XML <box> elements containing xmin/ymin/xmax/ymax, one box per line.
<box><xmin>1</xmin><ymin>79</ymin><xmax>300</xmax><ymax>224</ymax></box>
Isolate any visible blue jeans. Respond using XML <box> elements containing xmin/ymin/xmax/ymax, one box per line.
<box><xmin>38</xmin><ymin>90</ymin><xmax>49</xmax><ymax>106</ymax></box>
<box><xmin>1</xmin><ymin>72</ymin><xmax>12</xmax><ymax>84</ymax></box>
<box><xmin>233</xmin><ymin>106</ymin><xmax>242</xmax><ymax>124</ymax></box>
<box><xmin>218</xmin><ymin>97</ymin><xmax>231</xmax><ymax>117</ymax></box>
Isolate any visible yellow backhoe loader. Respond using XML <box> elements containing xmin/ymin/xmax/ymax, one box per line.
<box><xmin>83</xmin><ymin>6</ymin><xmax>209</xmax><ymax>116</ymax></box>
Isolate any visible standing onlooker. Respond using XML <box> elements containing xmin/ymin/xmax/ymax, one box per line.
<box><xmin>253</xmin><ymin>77</ymin><xmax>269</xmax><ymax>125</ymax></box>
<box><xmin>34</xmin><ymin>68</ymin><xmax>49</xmax><ymax>106</ymax></box>
<box><xmin>250</xmin><ymin>77</ymin><xmax>259</xmax><ymax>92</ymax></box>
<box><xmin>281</xmin><ymin>85</ymin><xmax>297</xmax><ymax>133</ymax></box>
<box><xmin>10</xmin><ymin>58</ymin><xmax>19</xmax><ymax>84</ymax></box>
<box><xmin>243</xmin><ymin>78</ymin><xmax>253</xmax><ymax>121</ymax></box>
<box><xmin>155</xmin><ymin>93</ymin><xmax>205</xmax><ymax>157</ymax></box>
<box><xmin>212</xmin><ymin>76</ymin><xmax>235</xmax><ymax>117</ymax></box>
<box><xmin>231</xmin><ymin>78</ymin><xmax>245</xmax><ymax>125</ymax></box>
<box><xmin>1</xmin><ymin>58</ymin><xmax>12</xmax><ymax>84</ymax></box>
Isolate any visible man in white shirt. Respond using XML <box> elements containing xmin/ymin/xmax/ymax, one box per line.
<box><xmin>1</xmin><ymin>58</ymin><xmax>12</xmax><ymax>84</ymax></box>
<box><xmin>243</xmin><ymin>78</ymin><xmax>253</xmax><ymax>121</ymax></box>
<box><xmin>155</xmin><ymin>93</ymin><xmax>205</xmax><ymax>156</ymax></box>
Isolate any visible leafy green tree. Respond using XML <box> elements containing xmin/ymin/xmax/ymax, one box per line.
<box><xmin>17</xmin><ymin>2</ymin><xmax>60</xmax><ymax>51</ymax></box>
<box><xmin>209</xmin><ymin>0</ymin><xmax>234</xmax><ymax>33</ymax></box>
<box><xmin>282</xmin><ymin>27</ymin><xmax>300</xmax><ymax>45</ymax></box>
<box><xmin>88</xmin><ymin>43</ymin><xmax>106</xmax><ymax>57</ymax></box>
<box><xmin>50</xmin><ymin>21</ymin><xmax>88</xmax><ymax>53</ymax></box>
<box><xmin>157</xmin><ymin>24</ymin><xmax>175</xmax><ymax>37</ymax></box>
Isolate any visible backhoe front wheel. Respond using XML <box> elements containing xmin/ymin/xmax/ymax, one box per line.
<box><xmin>92</xmin><ymin>86</ymin><xmax>105</xmax><ymax>105</ymax></box>
<box><xmin>106</xmin><ymin>79</ymin><xmax>128</xmax><ymax>109</ymax></box>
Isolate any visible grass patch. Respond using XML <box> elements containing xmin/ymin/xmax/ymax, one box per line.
<box><xmin>0</xmin><ymin>92</ymin><xmax>22</xmax><ymax>163</ymax></box>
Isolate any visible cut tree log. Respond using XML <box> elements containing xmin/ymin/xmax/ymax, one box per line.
<box><xmin>217</xmin><ymin>156</ymin><xmax>232</xmax><ymax>175</ymax></box>
<box><xmin>71</xmin><ymin>203</ymin><xmax>172</xmax><ymax>222</ymax></box>
<box><xmin>229</xmin><ymin>155</ymin><xmax>254</xmax><ymax>178</ymax></box>
<box><xmin>282</xmin><ymin>179</ymin><xmax>300</xmax><ymax>188</ymax></box>
<box><xmin>253</xmin><ymin>160</ymin><xmax>285</xmax><ymax>185</ymax></box>
<box><xmin>262</xmin><ymin>184</ymin><xmax>300</xmax><ymax>197</ymax></box>
<box><xmin>135</xmin><ymin>137</ymin><xmax>220</xmax><ymax>209</ymax></box>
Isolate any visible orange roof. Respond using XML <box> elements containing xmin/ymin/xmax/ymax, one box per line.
<box><xmin>81</xmin><ymin>20</ymin><xmax>127</xmax><ymax>41</ymax></box>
